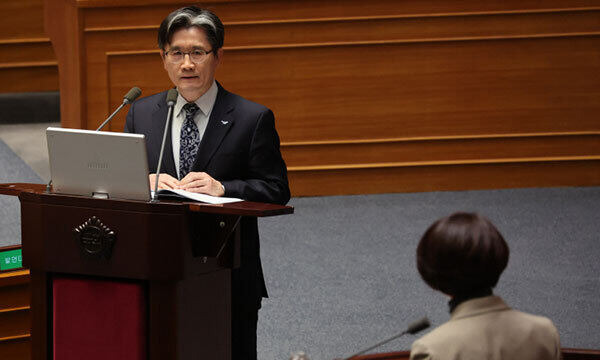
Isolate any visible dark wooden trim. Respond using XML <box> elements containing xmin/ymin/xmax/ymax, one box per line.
<box><xmin>0</xmin><ymin>183</ymin><xmax>293</xmax><ymax>217</ymax></box>
<box><xmin>350</xmin><ymin>348</ymin><xmax>600</xmax><ymax>360</ymax></box>
<box><xmin>28</xmin><ymin>271</ymin><xmax>50</xmax><ymax>360</ymax></box>
<box><xmin>0</xmin><ymin>183</ymin><xmax>46</xmax><ymax>197</ymax></box>
<box><xmin>0</xmin><ymin>269</ymin><xmax>29</xmax><ymax>287</ymax></box>
<box><xmin>187</xmin><ymin>200</ymin><xmax>294</xmax><ymax>217</ymax></box>
<box><xmin>351</xmin><ymin>350</ymin><xmax>410</xmax><ymax>359</ymax></box>
<box><xmin>0</xmin><ymin>245</ymin><xmax>22</xmax><ymax>252</ymax></box>
<box><xmin>563</xmin><ymin>348</ymin><xmax>600</xmax><ymax>360</ymax></box>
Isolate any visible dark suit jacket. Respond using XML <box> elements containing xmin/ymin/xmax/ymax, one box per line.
<box><xmin>124</xmin><ymin>83</ymin><xmax>290</xmax><ymax>310</ymax></box>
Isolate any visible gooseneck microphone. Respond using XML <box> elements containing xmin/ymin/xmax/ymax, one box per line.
<box><xmin>96</xmin><ymin>86</ymin><xmax>142</xmax><ymax>131</ymax></box>
<box><xmin>152</xmin><ymin>88</ymin><xmax>178</xmax><ymax>201</ymax></box>
<box><xmin>343</xmin><ymin>317</ymin><xmax>430</xmax><ymax>360</ymax></box>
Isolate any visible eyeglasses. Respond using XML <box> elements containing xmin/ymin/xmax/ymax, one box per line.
<box><xmin>164</xmin><ymin>49</ymin><xmax>214</xmax><ymax>64</ymax></box>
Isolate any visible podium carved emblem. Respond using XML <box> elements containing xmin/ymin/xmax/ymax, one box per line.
<box><xmin>73</xmin><ymin>216</ymin><xmax>116</xmax><ymax>259</ymax></box>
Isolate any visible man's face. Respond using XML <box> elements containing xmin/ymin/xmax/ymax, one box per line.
<box><xmin>162</xmin><ymin>26</ymin><xmax>222</xmax><ymax>102</ymax></box>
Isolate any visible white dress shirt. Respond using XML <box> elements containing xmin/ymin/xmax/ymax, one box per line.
<box><xmin>172</xmin><ymin>81</ymin><xmax>218</xmax><ymax>179</ymax></box>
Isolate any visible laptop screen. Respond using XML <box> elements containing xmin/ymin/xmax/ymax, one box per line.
<box><xmin>46</xmin><ymin>127</ymin><xmax>151</xmax><ymax>201</ymax></box>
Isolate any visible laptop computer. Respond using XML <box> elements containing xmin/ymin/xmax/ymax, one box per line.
<box><xmin>46</xmin><ymin>127</ymin><xmax>151</xmax><ymax>201</ymax></box>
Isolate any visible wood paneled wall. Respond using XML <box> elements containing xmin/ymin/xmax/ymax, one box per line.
<box><xmin>47</xmin><ymin>0</ymin><xmax>600</xmax><ymax>195</ymax></box>
<box><xmin>0</xmin><ymin>268</ymin><xmax>30</xmax><ymax>360</ymax></box>
<box><xmin>0</xmin><ymin>0</ymin><xmax>58</xmax><ymax>93</ymax></box>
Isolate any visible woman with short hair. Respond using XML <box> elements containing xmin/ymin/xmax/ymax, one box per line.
<box><xmin>410</xmin><ymin>212</ymin><xmax>560</xmax><ymax>360</ymax></box>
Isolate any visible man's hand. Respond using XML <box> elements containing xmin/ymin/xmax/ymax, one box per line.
<box><xmin>179</xmin><ymin>172</ymin><xmax>225</xmax><ymax>197</ymax></box>
<box><xmin>149</xmin><ymin>173</ymin><xmax>180</xmax><ymax>190</ymax></box>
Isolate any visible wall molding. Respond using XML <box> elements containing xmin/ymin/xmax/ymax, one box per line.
<box><xmin>226</xmin><ymin>7</ymin><xmax>600</xmax><ymax>25</ymax></box>
<box><xmin>85</xmin><ymin>25</ymin><xmax>156</xmax><ymax>32</ymax></box>
<box><xmin>0</xmin><ymin>334</ymin><xmax>30</xmax><ymax>342</ymax></box>
<box><xmin>287</xmin><ymin>156</ymin><xmax>600</xmax><ymax>172</ymax></box>
<box><xmin>83</xmin><ymin>7</ymin><xmax>600</xmax><ymax>31</ymax></box>
<box><xmin>224</xmin><ymin>32</ymin><xmax>600</xmax><ymax>51</ymax></box>
<box><xmin>0</xmin><ymin>306</ymin><xmax>29</xmax><ymax>314</ymax></box>
<box><xmin>281</xmin><ymin>131</ymin><xmax>600</xmax><ymax>147</ymax></box>
<box><xmin>102</xmin><ymin>31</ymin><xmax>600</xmax><ymax>54</ymax></box>
<box><xmin>0</xmin><ymin>38</ymin><xmax>51</xmax><ymax>45</ymax></box>
<box><xmin>0</xmin><ymin>61</ymin><xmax>57</xmax><ymax>70</ymax></box>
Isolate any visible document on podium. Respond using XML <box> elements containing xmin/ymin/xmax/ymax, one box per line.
<box><xmin>152</xmin><ymin>188</ymin><xmax>242</xmax><ymax>204</ymax></box>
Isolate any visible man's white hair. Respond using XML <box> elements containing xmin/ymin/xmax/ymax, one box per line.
<box><xmin>167</xmin><ymin>12</ymin><xmax>216</xmax><ymax>34</ymax></box>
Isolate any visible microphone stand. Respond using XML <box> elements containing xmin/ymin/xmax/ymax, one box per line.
<box><xmin>96</xmin><ymin>101</ymin><xmax>129</xmax><ymax>131</ymax></box>
<box><xmin>152</xmin><ymin>98</ymin><xmax>176</xmax><ymax>202</ymax></box>
<box><xmin>343</xmin><ymin>330</ymin><xmax>411</xmax><ymax>360</ymax></box>
<box><xmin>343</xmin><ymin>317</ymin><xmax>430</xmax><ymax>360</ymax></box>
<box><xmin>96</xmin><ymin>87</ymin><xmax>140</xmax><ymax>131</ymax></box>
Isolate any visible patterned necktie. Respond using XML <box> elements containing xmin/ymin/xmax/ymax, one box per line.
<box><xmin>179</xmin><ymin>102</ymin><xmax>200</xmax><ymax>179</ymax></box>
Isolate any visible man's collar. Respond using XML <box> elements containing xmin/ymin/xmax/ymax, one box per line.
<box><xmin>174</xmin><ymin>81</ymin><xmax>219</xmax><ymax>118</ymax></box>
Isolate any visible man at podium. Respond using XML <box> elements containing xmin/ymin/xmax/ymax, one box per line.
<box><xmin>124</xmin><ymin>6</ymin><xmax>290</xmax><ymax>359</ymax></box>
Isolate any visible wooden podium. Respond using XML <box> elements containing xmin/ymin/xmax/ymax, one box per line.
<box><xmin>0</xmin><ymin>183</ymin><xmax>292</xmax><ymax>360</ymax></box>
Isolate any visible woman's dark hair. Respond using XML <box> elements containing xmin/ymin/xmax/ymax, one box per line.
<box><xmin>416</xmin><ymin>212</ymin><xmax>509</xmax><ymax>296</ymax></box>
<box><xmin>158</xmin><ymin>6</ymin><xmax>224</xmax><ymax>52</ymax></box>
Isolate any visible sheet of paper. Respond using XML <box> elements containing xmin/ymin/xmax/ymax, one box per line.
<box><xmin>152</xmin><ymin>189</ymin><xmax>243</xmax><ymax>204</ymax></box>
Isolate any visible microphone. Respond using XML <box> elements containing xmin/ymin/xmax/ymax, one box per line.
<box><xmin>166</xmin><ymin>89</ymin><xmax>178</xmax><ymax>106</ymax></box>
<box><xmin>406</xmin><ymin>317</ymin><xmax>430</xmax><ymax>334</ymax></box>
<box><xmin>96</xmin><ymin>87</ymin><xmax>142</xmax><ymax>131</ymax></box>
<box><xmin>152</xmin><ymin>88</ymin><xmax>178</xmax><ymax>201</ymax></box>
<box><xmin>342</xmin><ymin>317</ymin><xmax>430</xmax><ymax>360</ymax></box>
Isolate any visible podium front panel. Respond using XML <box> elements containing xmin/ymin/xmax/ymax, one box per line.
<box><xmin>52</xmin><ymin>276</ymin><xmax>146</xmax><ymax>360</ymax></box>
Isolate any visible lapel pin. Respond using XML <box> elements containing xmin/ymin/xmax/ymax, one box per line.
<box><xmin>221</xmin><ymin>120</ymin><xmax>229</xmax><ymax>125</ymax></box>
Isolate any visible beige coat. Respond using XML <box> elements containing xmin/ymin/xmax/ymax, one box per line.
<box><xmin>410</xmin><ymin>296</ymin><xmax>560</xmax><ymax>360</ymax></box>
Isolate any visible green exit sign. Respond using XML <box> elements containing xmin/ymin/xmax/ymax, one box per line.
<box><xmin>0</xmin><ymin>249</ymin><xmax>22</xmax><ymax>271</ymax></box>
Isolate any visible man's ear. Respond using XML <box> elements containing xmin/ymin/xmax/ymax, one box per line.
<box><xmin>215</xmin><ymin>48</ymin><xmax>224</xmax><ymax>65</ymax></box>
<box><xmin>161</xmin><ymin>50</ymin><xmax>168</xmax><ymax>69</ymax></box>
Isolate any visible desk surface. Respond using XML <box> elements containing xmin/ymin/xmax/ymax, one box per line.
<box><xmin>0</xmin><ymin>183</ymin><xmax>294</xmax><ymax>217</ymax></box>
